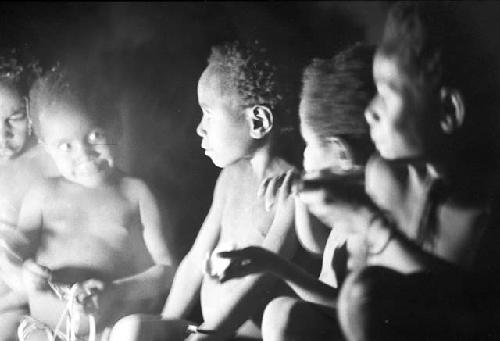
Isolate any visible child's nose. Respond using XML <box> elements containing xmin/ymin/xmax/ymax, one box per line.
<box><xmin>196</xmin><ymin>121</ymin><xmax>206</xmax><ymax>138</ymax></box>
<box><xmin>364</xmin><ymin>101</ymin><xmax>380</xmax><ymax>126</ymax></box>
<box><xmin>76</xmin><ymin>141</ymin><xmax>98</xmax><ymax>160</ymax></box>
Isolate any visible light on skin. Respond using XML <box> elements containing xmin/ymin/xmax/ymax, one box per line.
<box><xmin>39</xmin><ymin>102</ymin><xmax>116</xmax><ymax>188</ymax></box>
<box><xmin>301</xmin><ymin>122</ymin><xmax>354</xmax><ymax>173</ymax></box>
<box><xmin>365</xmin><ymin>52</ymin><xmax>432</xmax><ymax>160</ymax></box>
<box><xmin>196</xmin><ymin>67</ymin><xmax>256</xmax><ymax>169</ymax></box>
<box><xmin>0</xmin><ymin>84</ymin><xmax>30</xmax><ymax>163</ymax></box>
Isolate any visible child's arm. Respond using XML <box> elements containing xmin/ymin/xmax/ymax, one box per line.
<box><xmin>295</xmin><ymin>197</ymin><xmax>330</xmax><ymax>256</ymax></box>
<box><xmin>0</xmin><ymin>183</ymin><xmax>45</xmax><ymax>293</ymax></box>
<box><xmin>191</xmin><ymin>172</ymin><xmax>299</xmax><ymax>340</ymax></box>
<box><xmin>298</xmin><ymin>156</ymin><xmax>475</xmax><ymax>274</ymax></box>
<box><xmin>218</xmin><ymin>246</ymin><xmax>338</xmax><ymax>307</ymax></box>
<box><xmin>101</xmin><ymin>179</ymin><xmax>174</xmax><ymax>315</ymax></box>
<box><xmin>260</xmin><ymin>171</ymin><xmax>329</xmax><ymax>256</ymax></box>
<box><xmin>161</xmin><ymin>170</ymin><xmax>227</xmax><ymax>319</ymax></box>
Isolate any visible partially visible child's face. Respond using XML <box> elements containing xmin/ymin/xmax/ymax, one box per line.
<box><xmin>0</xmin><ymin>83</ymin><xmax>29</xmax><ymax>161</ymax></box>
<box><xmin>300</xmin><ymin>120</ymin><xmax>348</xmax><ymax>173</ymax></box>
<box><xmin>40</xmin><ymin>102</ymin><xmax>115</xmax><ymax>187</ymax></box>
<box><xmin>365</xmin><ymin>52</ymin><xmax>432</xmax><ymax>160</ymax></box>
<box><xmin>196</xmin><ymin>67</ymin><xmax>254</xmax><ymax>168</ymax></box>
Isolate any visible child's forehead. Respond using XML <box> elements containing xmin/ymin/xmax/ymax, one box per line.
<box><xmin>374</xmin><ymin>51</ymin><xmax>425</xmax><ymax>93</ymax></box>
<box><xmin>40</xmin><ymin>101</ymin><xmax>100</xmax><ymax>131</ymax></box>
<box><xmin>198</xmin><ymin>66</ymin><xmax>242</xmax><ymax>106</ymax></box>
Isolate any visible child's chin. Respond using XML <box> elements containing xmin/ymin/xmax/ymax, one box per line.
<box><xmin>208</xmin><ymin>156</ymin><xmax>227</xmax><ymax>168</ymax></box>
<box><xmin>70</xmin><ymin>172</ymin><xmax>108</xmax><ymax>187</ymax></box>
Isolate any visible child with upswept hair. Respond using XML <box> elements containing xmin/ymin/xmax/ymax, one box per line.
<box><xmin>110</xmin><ymin>40</ymin><xmax>302</xmax><ymax>341</ymax></box>
<box><xmin>298</xmin><ymin>2</ymin><xmax>500</xmax><ymax>340</ymax></box>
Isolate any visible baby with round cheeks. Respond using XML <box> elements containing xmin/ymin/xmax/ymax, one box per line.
<box><xmin>4</xmin><ymin>66</ymin><xmax>174</xmax><ymax>340</ymax></box>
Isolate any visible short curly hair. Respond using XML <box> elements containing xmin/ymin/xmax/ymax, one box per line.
<box><xmin>29</xmin><ymin>65</ymin><xmax>119</xmax><ymax>138</ymax></box>
<box><xmin>206</xmin><ymin>40</ymin><xmax>283</xmax><ymax>114</ymax></box>
<box><xmin>300</xmin><ymin>43</ymin><xmax>375</xmax><ymax>166</ymax></box>
<box><xmin>380</xmin><ymin>2</ymin><xmax>498</xmax><ymax>108</ymax></box>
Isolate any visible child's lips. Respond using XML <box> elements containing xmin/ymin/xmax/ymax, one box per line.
<box><xmin>76</xmin><ymin>160</ymin><xmax>103</xmax><ymax>176</ymax></box>
<box><xmin>202</xmin><ymin>145</ymin><xmax>212</xmax><ymax>154</ymax></box>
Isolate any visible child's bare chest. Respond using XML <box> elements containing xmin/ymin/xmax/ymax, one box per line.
<box><xmin>220</xmin><ymin>185</ymin><xmax>274</xmax><ymax>246</ymax></box>
<box><xmin>37</xmin><ymin>188</ymin><xmax>147</xmax><ymax>276</ymax></box>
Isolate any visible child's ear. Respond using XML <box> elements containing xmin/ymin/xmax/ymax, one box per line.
<box><xmin>246</xmin><ymin>105</ymin><xmax>274</xmax><ymax>139</ymax></box>
<box><xmin>326</xmin><ymin>137</ymin><xmax>355</xmax><ymax>171</ymax></box>
<box><xmin>439</xmin><ymin>87</ymin><xmax>465</xmax><ymax>134</ymax></box>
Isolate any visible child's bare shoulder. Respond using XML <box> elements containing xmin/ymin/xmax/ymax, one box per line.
<box><xmin>108</xmin><ymin>174</ymin><xmax>158</xmax><ymax>209</ymax></box>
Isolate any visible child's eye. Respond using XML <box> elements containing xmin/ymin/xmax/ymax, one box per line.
<box><xmin>58</xmin><ymin>142</ymin><xmax>72</xmax><ymax>152</ymax></box>
<box><xmin>88</xmin><ymin>130</ymin><xmax>106</xmax><ymax>144</ymax></box>
<box><xmin>8</xmin><ymin>111</ymin><xmax>27</xmax><ymax>122</ymax></box>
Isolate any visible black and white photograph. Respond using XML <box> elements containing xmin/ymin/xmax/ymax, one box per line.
<box><xmin>1</xmin><ymin>2</ymin><xmax>500</xmax><ymax>340</ymax></box>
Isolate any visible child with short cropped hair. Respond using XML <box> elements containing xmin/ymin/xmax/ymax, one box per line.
<box><xmin>2</xmin><ymin>66</ymin><xmax>174</xmax><ymax>341</ymax></box>
<box><xmin>298</xmin><ymin>2</ymin><xmax>500</xmax><ymax>340</ymax></box>
<box><xmin>215</xmin><ymin>43</ymin><xmax>375</xmax><ymax>341</ymax></box>
<box><xmin>109</xmin><ymin>40</ymin><xmax>301</xmax><ymax>341</ymax></box>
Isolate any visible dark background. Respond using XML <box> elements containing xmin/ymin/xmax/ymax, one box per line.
<box><xmin>2</xmin><ymin>2</ymin><xmax>500</xmax><ymax>263</ymax></box>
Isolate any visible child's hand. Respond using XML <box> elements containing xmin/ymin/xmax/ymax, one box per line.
<box><xmin>203</xmin><ymin>243</ymin><xmax>236</xmax><ymax>281</ymax></box>
<box><xmin>74</xmin><ymin>278</ymin><xmax>107</xmax><ymax>315</ymax></box>
<box><xmin>258</xmin><ymin>169</ymin><xmax>299</xmax><ymax>211</ymax></box>
<box><xmin>216</xmin><ymin>246</ymin><xmax>279</xmax><ymax>283</ymax></box>
<box><xmin>22</xmin><ymin>259</ymin><xmax>52</xmax><ymax>292</ymax></box>
<box><xmin>297</xmin><ymin>178</ymin><xmax>376</xmax><ymax>236</ymax></box>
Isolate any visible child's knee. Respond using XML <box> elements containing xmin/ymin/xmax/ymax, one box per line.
<box><xmin>338</xmin><ymin>266</ymin><xmax>401</xmax><ymax>341</ymax></box>
<box><xmin>109</xmin><ymin>314</ymin><xmax>145</xmax><ymax>341</ymax></box>
<box><xmin>262</xmin><ymin>297</ymin><xmax>300</xmax><ymax>340</ymax></box>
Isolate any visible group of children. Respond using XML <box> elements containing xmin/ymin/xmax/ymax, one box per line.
<box><xmin>1</xmin><ymin>2</ymin><xmax>500</xmax><ymax>340</ymax></box>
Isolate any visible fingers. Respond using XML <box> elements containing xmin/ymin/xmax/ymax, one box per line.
<box><xmin>217</xmin><ymin>250</ymin><xmax>239</xmax><ymax>259</ymax></box>
<box><xmin>279</xmin><ymin>170</ymin><xmax>299</xmax><ymax>200</ymax></box>
<box><xmin>258</xmin><ymin>170</ymin><xmax>298</xmax><ymax>212</ymax></box>
<box><xmin>257</xmin><ymin>177</ymin><xmax>272</xmax><ymax>198</ymax></box>
<box><xmin>297</xmin><ymin>188</ymin><xmax>332</xmax><ymax>207</ymax></box>
<box><xmin>264</xmin><ymin>173</ymin><xmax>286</xmax><ymax>211</ymax></box>
<box><xmin>22</xmin><ymin>260</ymin><xmax>52</xmax><ymax>291</ymax></box>
<box><xmin>82</xmin><ymin>278</ymin><xmax>106</xmax><ymax>293</ymax></box>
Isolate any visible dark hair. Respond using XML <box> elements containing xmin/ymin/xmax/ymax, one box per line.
<box><xmin>29</xmin><ymin>65</ymin><xmax>120</xmax><ymax>138</ymax></box>
<box><xmin>208</xmin><ymin>41</ymin><xmax>282</xmax><ymax>110</ymax></box>
<box><xmin>380</xmin><ymin>2</ymin><xmax>500</xmax><ymax>188</ymax></box>
<box><xmin>0</xmin><ymin>48</ymin><xmax>41</xmax><ymax>97</ymax></box>
<box><xmin>206</xmin><ymin>40</ymin><xmax>298</xmax><ymax>132</ymax></box>
<box><xmin>300</xmin><ymin>43</ymin><xmax>375</xmax><ymax>165</ymax></box>
<box><xmin>206</xmin><ymin>40</ymin><xmax>301</xmax><ymax>165</ymax></box>
<box><xmin>380</xmin><ymin>2</ymin><xmax>499</xmax><ymax>130</ymax></box>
